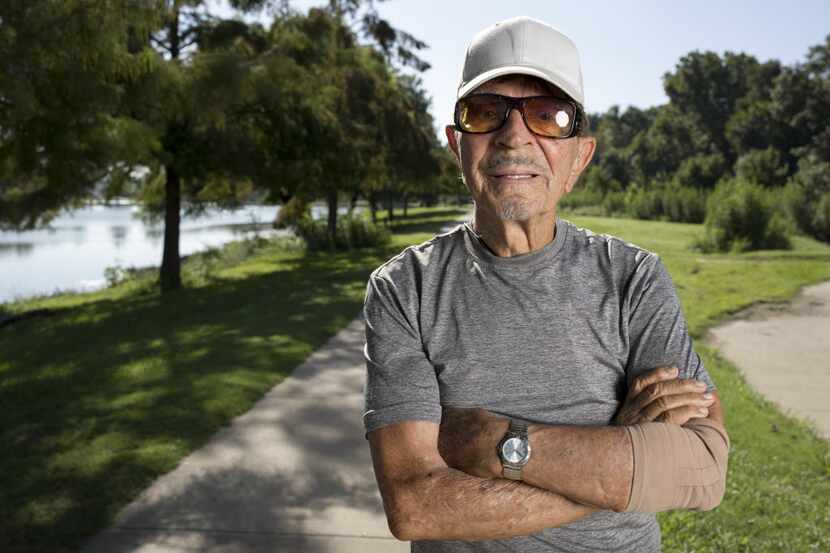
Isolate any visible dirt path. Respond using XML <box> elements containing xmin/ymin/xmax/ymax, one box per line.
<box><xmin>706</xmin><ymin>281</ymin><xmax>830</xmax><ymax>440</ymax></box>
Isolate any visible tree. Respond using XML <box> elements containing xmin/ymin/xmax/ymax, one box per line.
<box><xmin>1</xmin><ymin>0</ymin><xmax>433</xmax><ymax>291</ymax></box>
<box><xmin>0</xmin><ymin>0</ymin><xmax>161</xmax><ymax>227</ymax></box>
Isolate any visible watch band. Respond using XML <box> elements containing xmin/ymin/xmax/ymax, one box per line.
<box><xmin>503</xmin><ymin>465</ymin><xmax>524</xmax><ymax>480</ymax></box>
<box><xmin>509</xmin><ymin>419</ymin><xmax>528</xmax><ymax>434</ymax></box>
<box><xmin>502</xmin><ymin>418</ymin><xmax>530</xmax><ymax>481</ymax></box>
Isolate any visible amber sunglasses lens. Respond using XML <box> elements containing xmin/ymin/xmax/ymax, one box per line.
<box><xmin>523</xmin><ymin>97</ymin><xmax>576</xmax><ymax>138</ymax></box>
<box><xmin>455</xmin><ymin>95</ymin><xmax>507</xmax><ymax>133</ymax></box>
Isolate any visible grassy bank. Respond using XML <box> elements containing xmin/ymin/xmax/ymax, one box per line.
<box><xmin>1</xmin><ymin>207</ymin><xmax>829</xmax><ymax>551</ymax></box>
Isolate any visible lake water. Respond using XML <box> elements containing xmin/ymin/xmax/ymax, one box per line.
<box><xmin>0</xmin><ymin>204</ymin><xmax>344</xmax><ymax>304</ymax></box>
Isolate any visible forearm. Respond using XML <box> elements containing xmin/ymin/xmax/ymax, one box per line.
<box><xmin>522</xmin><ymin>424</ymin><xmax>633</xmax><ymax>512</ymax></box>
<box><xmin>386</xmin><ymin>465</ymin><xmax>596</xmax><ymax>541</ymax></box>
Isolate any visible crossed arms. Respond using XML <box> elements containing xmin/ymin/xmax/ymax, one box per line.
<box><xmin>368</xmin><ymin>369</ymin><xmax>728</xmax><ymax>541</ymax></box>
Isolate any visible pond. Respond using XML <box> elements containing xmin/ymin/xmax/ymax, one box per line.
<box><xmin>0</xmin><ymin>203</ymin><xmax>347</xmax><ymax>304</ymax></box>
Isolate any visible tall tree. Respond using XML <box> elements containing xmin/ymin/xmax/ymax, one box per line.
<box><xmin>1</xmin><ymin>0</ymin><xmax>432</xmax><ymax>292</ymax></box>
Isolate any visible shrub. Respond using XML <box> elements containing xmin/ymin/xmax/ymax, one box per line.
<box><xmin>811</xmin><ymin>193</ymin><xmax>830</xmax><ymax>243</ymax></box>
<box><xmin>735</xmin><ymin>147</ymin><xmax>789</xmax><ymax>188</ymax></box>
<box><xmin>661</xmin><ymin>185</ymin><xmax>708</xmax><ymax>223</ymax></box>
<box><xmin>559</xmin><ymin>188</ymin><xmax>605</xmax><ymax>213</ymax></box>
<box><xmin>782</xmin><ymin>157</ymin><xmax>830</xmax><ymax>243</ymax></box>
<box><xmin>624</xmin><ymin>187</ymin><xmax>664</xmax><ymax>220</ymax></box>
<box><xmin>672</xmin><ymin>153</ymin><xmax>727</xmax><ymax>190</ymax></box>
<box><xmin>296</xmin><ymin>213</ymin><xmax>391</xmax><ymax>252</ymax></box>
<box><xmin>694</xmin><ymin>179</ymin><xmax>791</xmax><ymax>253</ymax></box>
<box><xmin>601</xmin><ymin>191</ymin><xmax>627</xmax><ymax>217</ymax></box>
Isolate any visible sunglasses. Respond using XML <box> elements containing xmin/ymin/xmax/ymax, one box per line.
<box><xmin>454</xmin><ymin>93</ymin><xmax>582</xmax><ymax>139</ymax></box>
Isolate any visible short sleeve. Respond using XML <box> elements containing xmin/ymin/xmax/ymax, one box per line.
<box><xmin>624</xmin><ymin>254</ymin><xmax>716</xmax><ymax>392</ymax></box>
<box><xmin>362</xmin><ymin>274</ymin><xmax>442</xmax><ymax>436</ymax></box>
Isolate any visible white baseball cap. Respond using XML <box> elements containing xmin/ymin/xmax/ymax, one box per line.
<box><xmin>457</xmin><ymin>16</ymin><xmax>585</xmax><ymax>107</ymax></box>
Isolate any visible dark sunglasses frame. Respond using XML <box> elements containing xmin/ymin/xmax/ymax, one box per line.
<box><xmin>454</xmin><ymin>93</ymin><xmax>583</xmax><ymax>139</ymax></box>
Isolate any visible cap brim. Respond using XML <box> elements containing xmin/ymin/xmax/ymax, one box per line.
<box><xmin>458</xmin><ymin>65</ymin><xmax>583</xmax><ymax>106</ymax></box>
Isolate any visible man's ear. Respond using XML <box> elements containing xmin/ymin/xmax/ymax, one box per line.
<box><xmin>564</xmin><ymin>136</ymin><xmax>597</xmax><ymax>193</ymax></box>
<box><xmin>445</xmin><ymin>125</ymin><xmax>461</xmax><ymax>163</ymax></box>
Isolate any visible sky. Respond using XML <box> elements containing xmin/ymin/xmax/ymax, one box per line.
<box><xmin>215</xmin><ymin>0</ymin><xmax>830</xmax><ymax>133</ymax></box>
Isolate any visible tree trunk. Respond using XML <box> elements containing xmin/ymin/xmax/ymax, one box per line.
<box><xmin>369</xmin><ymin>191</ymin><xmax>377</xmax><ymax>224</ymax></box>
<box><xmin>385</xmin><ymin>186</ymin><xmax>394</xmax><ymax>224</ymax></box>
<box><xmin>349</xmin><ymin>190</ymin><xmax>359</xmax><ymax>214</ymax></box>
<box><xmin>159</xmin><ymin>9</ymin><xmax>182</xmax><ymax>293</ymax></box>
<box><xmin>327</xmin><ymin>189</ymin><xmax>338</xmax><ymax>249</ymax></box>
<box><xmin>160</xmin><ymin>164</ymin><xmax>182</xmax><ymax>292</ymax></box>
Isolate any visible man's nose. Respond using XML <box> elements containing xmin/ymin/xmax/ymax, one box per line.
<box><xmin>495</xmin><ymin>106</ymin><xmax>534</xmax><ymax>148</ymax></box>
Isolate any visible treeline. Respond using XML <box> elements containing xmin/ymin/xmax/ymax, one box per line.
<box><xmin>565</xmin><ymin>36</ymin><xmax>830</xmax><ymax>250</ymax></box>
<box><xmin>0</xmin><ymin>1</ymin><xmax>462</xmax><ymax>292</ymax></box>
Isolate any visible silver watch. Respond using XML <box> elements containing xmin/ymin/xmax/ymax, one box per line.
<box><xmin>498</xmin><ymin>419</ymin><xmax>531</xmax><ymax>480</ymax></box>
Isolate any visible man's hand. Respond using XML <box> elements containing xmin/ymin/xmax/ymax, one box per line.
<box><xmin>615</xmin><ymin>367</ymin><xmax>715</xmax><ymax>426</ymax></box>
<box><xmin>437</xmin><ymin>407</ymin><xmax>509</xmax><ymax>479</ymax></box>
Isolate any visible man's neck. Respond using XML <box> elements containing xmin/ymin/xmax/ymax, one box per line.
<box><xmin>470</xmin><ymin>209</ymin><xmax>557</xmax><ymax>257</ymax></box>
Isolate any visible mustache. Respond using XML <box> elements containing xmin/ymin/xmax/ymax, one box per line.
<box><xmin>483</xmin><ymin>156</ymin><xmax>544</xmax><ymax>171</ymax></box>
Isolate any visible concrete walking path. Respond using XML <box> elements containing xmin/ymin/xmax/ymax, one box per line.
<box><xmin>706</xmin><ymin>280</ymin><xmax>830</xmax><ymax>440</ymax></box>
<box><xmin>82</xmin><ymin>317</ymin><xmax>406</xmax><ymax>553</ymax></box>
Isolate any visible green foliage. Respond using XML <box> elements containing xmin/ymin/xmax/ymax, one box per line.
<box><xmin>671</xmin><ymin>153</ymin><xmax>727</xmax><ymax>190</ymax></box>
<box><xmin>660</xmin><ymin>184</ymin><xmax>708</xmax><ymax>223</ymax></box>
<box><xmin>558</xmin><ymin>188</ymin><xmax>606</xmax><ymax>214</ymax></box>
<box><xmin>782</xmin><ymin>156</ymin><xmax>830</xmax><ymax>243</ymax></box>
<box><xmin>295</xmin><ymin>213</ymin><xmax>391</xmax><ymax>251</ymax></box>
<box><xmin>601</xmin><ymin>191</ymin><xmax>627</xmax><ymax>217</ymax></box>
<box><xmin>811</xmin><ymin>193</ymin><xmax>830</xmax><ymax>243</ymax></box>
<box><xmin>563</xmin><ymin>185</ymin><xmax>707</xmax><ymax>223</ymax></box>
<box><xmin>695</xmin><ymin>179</ymin><xmax>791</xmax><ymax>252</ymax></box>
<box><xmin>624</xmin><ymin>186</ymin><xmax>665</xmax><ymax>220</ymax></box>
<box><xmin>735</xmin><ymin>147</ymin><xmax>789</xmax><ymax>187</ymax></box>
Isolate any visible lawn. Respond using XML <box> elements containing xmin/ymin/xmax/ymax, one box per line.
<box><xmin>1</xmin><ymin>206</ymin><xmax>829</xmax><ymax>552</ymax></box>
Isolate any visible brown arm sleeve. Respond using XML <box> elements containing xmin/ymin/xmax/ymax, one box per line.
<box><xmin>624</xmin><ymin>417</ymin><xmax>730</xmax><ymax>513</ymax></box>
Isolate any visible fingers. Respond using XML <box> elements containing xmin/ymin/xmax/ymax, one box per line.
<box><xmin>640</xmin><ymin>391</ymin><xmax>715</xmax><ymax>423</ymax></box>
<box><xmin>655</xmin><ymin>404</ymin><xmax>712</xmax><ymax>425</ymax></box>
<box><xmin>629</xmin><ymin>366</ymin><xmax>679</xmax><ymax>398</ymax></box>
<box><xmin>628</xmin><ymin>377</ymin><xmax>709</xmax><ymax>417</ymax></box>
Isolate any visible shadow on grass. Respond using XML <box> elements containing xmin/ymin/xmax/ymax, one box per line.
<box><xmin>0</xmin><ymin>246</ymin><xmax>393</xmax><ymax>552</ymax></box>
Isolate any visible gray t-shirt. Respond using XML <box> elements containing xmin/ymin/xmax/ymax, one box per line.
<box><xmin>362</xmin><ymin>216</ymin><xmax>715</xmax><ymax>553</ymax></box>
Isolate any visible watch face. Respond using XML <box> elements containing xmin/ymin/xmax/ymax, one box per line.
<box><xmin>501</xmin><ymin>436</ymin><xmax>529</xmax><ymax>464</ymax></box>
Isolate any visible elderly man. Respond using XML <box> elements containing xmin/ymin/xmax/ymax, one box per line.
<box><xmin>362</xmin><ymin>16</ymin><xmax>729</xmax><ymax>553</ymax></box>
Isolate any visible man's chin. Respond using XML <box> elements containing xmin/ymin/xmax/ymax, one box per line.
<box><xmin>494</xmin><ymin>201</ymin><xmax>534</xmax><ymax>221</ymax></box>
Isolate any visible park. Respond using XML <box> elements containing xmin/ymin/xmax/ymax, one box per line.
<box><xmin>2</xmin><ymin>1</ymin><xmax>830</xmax><ymax>552</ymax></box>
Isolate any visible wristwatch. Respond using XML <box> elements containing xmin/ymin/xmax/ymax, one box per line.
<box><xmin>498</xmin><ymin>419</ymin><xmax>531</xmax><ymax>480</ymax></box>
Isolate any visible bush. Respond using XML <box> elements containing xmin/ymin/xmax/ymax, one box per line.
<box><xmin>672</xmin><ymin>153</ymin><xmax>727</xmax><ymax>190</ymax></box>
<box><xmin>782</xmin><ymin>157</ymin><xmax>830</xmax><ymax>243</ymax></box>
<box><xmin>661</xmin><ymin>185</ymin><xmax>708</xmax><ymax>223</ymax></box>
<box><xmin>624</xmin><ymin>187</ymin><xmax>664</xmax><ymax>220</ymax></box>
<box><xmin>811</xmin><ymin>193</ymin><xmax>830</xmax><ymax>243</ymax></box>
<box><xmin>735</xmin><ymin>147</ymin><xmax>789</xmax><ymax>188</ymax></box>
<box><xmin>694</xmin><ymin>179</ymin><xmax>791</xmax><ymax>253</ymax></box>
<box><xmin>601</xmin><ymin>191</ymin><xmax>627</xmax><ymax>217</ymax></box>
<box><xmin>296</xmin><ymin>213</ymin><xmax>391</xmax><ymax>252</ymax></box>
<box><xmin>559</xmin><ymin>188</ymin><xmax>605</xmax><ymax>213</ymax></box>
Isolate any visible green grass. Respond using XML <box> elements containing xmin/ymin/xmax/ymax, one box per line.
<box><xmin>2</xmin><ymin>207</ymin><xmax>829</xmax><ymax>552</ymax></box>
<box><xmin>0</xmin><ymin>206</ymin><xmax>470</xmax><ymax>552</ymax></box>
